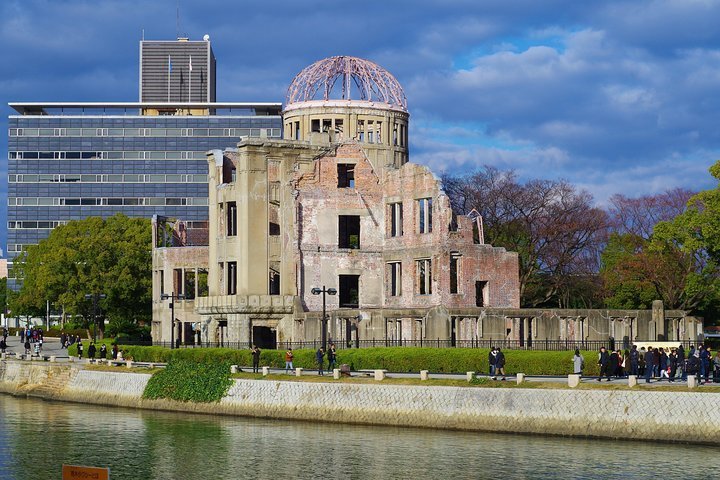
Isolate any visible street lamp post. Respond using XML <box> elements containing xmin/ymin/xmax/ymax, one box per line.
<box><xmin>311</xmin><ymin>285</ymin><xmax>337</xmax><ymax>351</ymax></box>
<box><xmin>161</xmin><ymin>293</ymin><xmax>185</xmax><ymax>349</ymax></box>
<box><xmin>84</xmin><ymin>293</ymin><xmax>106</xmax><ymax>343</ymax></box>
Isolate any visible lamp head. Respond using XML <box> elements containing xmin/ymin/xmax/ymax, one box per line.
<box><xmin>311</xmin><ymin>288</ymin><xmax>321</xmax><ymax>295</ymax></box>
<box><xmin>327</xmin><ymin>288</ymin><xmax>337</xmax><ymax>295</ymax></box>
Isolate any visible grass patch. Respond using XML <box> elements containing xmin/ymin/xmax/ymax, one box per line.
<box><xmin>143</xmin><ymin>360</ymin><xmax>233</xmax><ymax>403</ymax></box>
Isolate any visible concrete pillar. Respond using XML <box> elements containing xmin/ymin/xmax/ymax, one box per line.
<box><xmin>333</xmin><ymin>369</ymin><xmax>341</xmax><ymax>380</ymax></box>
<box><xmin>420</xmin><ymin>370</ymin><xmax>429</xmax><ymax>381</ymax></box>
<box><xmin>230</xmin><ymin>365</ymin><xmax>239</xmax><ymax>374</ymax></box>
<box><xmin>628</xmin><ymin>375</ymin><xmax>638</xmax><ymax>387</ymax></box>
<box><xmin>688</xmin><ymin>376</ymin><xmax>698</xmax><ymax>389</ymax></box>
<box><xmin>516</xmin><ymin>373</ymin><xmax>525</xmax><ymax>384</ymax></box>
<box><xmin>568</xmin><ymin>374</ymin><xmax>581</xmax><ymax>388</ymax></box>
<box><xmin>295</xmin><ymin>367</ymin><xmax>303</xmax><ymax>377</ymax></box>
<box><xmin>1</xmin><ymin>353</ymin><xmax>6</xmax><ymax>360</ymax></box>
<box><xmin>374</xmin><ymin>370</ymin><xmax>386</xmax><ymax>381</ymax></box>
<box><xmin>652</xmin><ymin>300</ymin><xmax>665</xmax><ymax>341</ymax></box>
<box><xmin>262</xmin><ymin>366</ymin><xmax>269</xmax><ymax>376</ymax></box>
<box><xmin>126</xmin><ymin>361</ymin><xmax>133</xmax><ymax>369</ymax></box>
<box><xmin>466</xmin><ymin>371</ymin><xmax>474</xmax><ymax>382</ymax></box>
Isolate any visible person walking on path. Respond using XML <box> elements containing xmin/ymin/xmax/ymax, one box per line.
<box><xmin>315</xmin><ymin>348</ymin><xmax>325</xmax><ymax>376</ymax></box>
<box><xmin>573</xmin><ymin>349</ymin><xmax>584</xmax><ymax>376</ymax></box>
<box><xmin>597</xmin><ymin>347</ymin><xmax>611</xmax><ymax>382</ymax></box>
<box><xmin>495</xmin><ymin>348</ymin><xmax>506</xmax><ymax>381</ymax></box>
<box><xmin>24</xmin><ymin>339</ymin><xmax>31</xmax><ymax>356</ymax></box>
<box><xmin>0</xmin><ymin>338</ymin><xmax>6</xmax><ymax>354</ymax></box>
<box><xmin>284</xmin><ymin>348</ymin><xmax>294</xmax><ymax>374</ymax></box>
<box><xmin>701</xmin><ymin>346</ymin><xmax>711</xmax><ymax>384</ymax></box>
<box><xmin>644</xmin><ymin>347</ymin><xmax>654</xmax><ymax>383</ymax></box>
<box><xmin>488</xmin><ymin>347</ymin><xmax>497</xmax><ymax>378</ymax></box>
<box><xmin>677</xmin><ymin>345</ymin><xmax>686</xmax><ymax>380</ymax></box>
<box><xmin>669</xmin><ymin>349</ymin><xmax>678</xmax><ymax>382</ymax></box>
<box><xmin>630</xmin><ymin>345</ymin><xmax>639</xmax><ymax>376</ymax></box>
<box><xmin>88</xmin><ymin>342</ymin><xmax>96</xmax><ymax>363</ymax></box>
<box><xmin>327</xmin><ymin>343</ymin><xmax>337</xmax><ymax>373</ymax></box>
<box><xmin>251</xmin><ymin>345</ymin><xmax>261</xmax><ymax>373</ymax></box>
<box><xmin>77</xmin><ymin>340</ymin><xmax>83</xmax><ymax>359</ymax></box>
<box><xmin>99</xmin><ymin>344</ymin><xmax>107</xmax><ymax>360</ymax></box>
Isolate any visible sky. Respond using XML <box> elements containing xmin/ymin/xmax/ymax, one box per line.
<box><xmin>2</xmin><ymin>0</ymin><xmax>720</xmax><ymax>251</ymax></box>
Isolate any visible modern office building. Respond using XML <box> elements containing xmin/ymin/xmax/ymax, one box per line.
<box><xmin>6</xmin><ymin>38</ymin><xmax>282</xmax><ymax>286</ymax></box>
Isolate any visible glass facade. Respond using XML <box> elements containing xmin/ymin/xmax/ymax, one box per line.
<box><xmin>7</xmin><ymin>106</ymin><xmax>282</xmax><ymax>280</ymax></box>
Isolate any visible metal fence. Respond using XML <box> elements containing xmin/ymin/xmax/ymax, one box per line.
<box><xmin>122</xmin><ymin>338</ymin><xmax>705</xmax><ymax>351</ymax></box>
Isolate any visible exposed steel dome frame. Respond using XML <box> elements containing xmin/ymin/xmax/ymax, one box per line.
<box><xmin>285</xmin><ymin>56</ymin><xmax>407</xmax><ymax>111</ymax></box>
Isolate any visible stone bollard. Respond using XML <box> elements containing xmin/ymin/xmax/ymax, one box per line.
<box><xmin>516</xmin><ymin>373</ymin><xmax>525</xmax><ymax>385</ymax></box>
<box><xmin>262</xmin><ymin>366</ymin><xmax>269</xmax><ymax>376</ymax></box>
<box><xmin>628</xmin><ymin>375</ymin><xmax>638</xmax><ymax>387</ymax></box>
<box><xmin>295</xmin><ymin>367</ymin><xmax>303</xmax><ymax>377</ymax></box>
<box><xmin>568</xmin><ymin>374</ymin><xmax>581</xmax><ymax>388</ymax></box>
<box><xmin>148</xmin><ymin>363</ymin><xmax>155</xmax><ymax>369</ymax></box>
<box><xmin>50</xmin><ymin>356</ymin><xmax>56</xmax><ymax>363</ymax></box>
<box><xmin>126</xmin><ymin>361</ymin><xmax>133</xmax><ymax>369</ymax></box>
<box><xmin>466</xmin><ymin>372</ymin><xmax>474</xmax><ymax>382</ymax></box>
<box><xmin>68</xmin><ymin>356</ymin><xmax>75</xmax><ymax>363</ymax></box>
<box><xmin>333</xmin><ymin>369</ymin><xmax>341</xmax><ymax>380</ymax></box>
<box><xmin>230</xmin><ymin>365</ymin><xmax>238</xmax><ymax>374</ymax></box>
<box><xmin>420</xmin><ymin>370</ymin><xmax>429</xmax><ymax>381</ymax></box>
<box><xmin>374</xmin><ymin>370</ymin><xmax>387</xmax><ymax>381</ymax></box>
<box><xmin>688</xmin><ymin>376</ymin><xmax>698</xmax><ymax>389</ymax></box>
<box><xmin>1</xmin><ymin>353</ymin><xmax>5</xmax><ymax>360</ymax></box>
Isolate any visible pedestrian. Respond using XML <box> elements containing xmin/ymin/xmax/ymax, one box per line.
<box><xmin>0</xmin><ymin>338</ymin><xmax>6</xmax><ymax>353</ymax></box>
<box><xmin>489</xmin><ymin>347</ymin><xmax>497</xmax><ymax>379</ymax></box>
<box><xmin>24</xmin><ymin>339</ymin><xmax>31</xmax><ymax>356</ymax></box>
<box><xmin>327</xmin><ymin>343</ymin><xmax>337</xmax><ymax>372</ymax></box>
<box><xmin>701</xmin><ymin>346</ymin><xmax>711</xmax><ymax>384</ymax></box>
<box><xmin>33</xmin><ymin>342</ymin><xmax>40</xmax><ymax>357</ymax></box>
<box><xmin>687</xmin><ymin>351</ymin><xmax>700</xmax><ymax>384</ymax></box>
<box><xmin>610</xmin><ymin>349</ymin><xmax>619</xmax><ymax>379</ymax></box>
<box><xmin>638</xmin><ymin>347</ymin><xmax>646</xmax><ymax>377</ymax></box>
<box><xmin>316</xmin><ymin>347</ymin><xmax>325</xmax><ymax>375</ymax></box>
<box><xmin>251</xmin><ymin>345</ymin><xmax>261</xmax><ymax>373</ymax></box>
<box><xmin>713</xmin><ymin>350</ymin><xmax>720</xmax><ymax>384</ymax></box>
<box><xmin>60</xmin><ymin>332</ymin><xmax>66</xmax><ymax>349</ymax></box>
<box><xmin>678</xmin><ymin>344</ymin><xmax>686</xmax><ymax>380</ymax></box>
<box><xmin>644</xmin><ymin>347</ymin><xmax>654</xmax><ymax>383</ymax></box>
<box><xmin>495</xmin><ymin>348</ymin><xmax>506</xmax><ymax>381</ymax></box>
<box><xmin>20</xmin><ymin>329</ymin><xmax>25</xmax><ymax>344</ymax></box>
<box><xmin>99</xmin><ymin>343</ymin><xmax>107</xmax><ymax>360</ymax></box>
<box><xmin>77</xmin><ymin>340</ymin><xmax>83</xmax><ymax>359</ymax></box>
<box><xmin>668</xmin><ymin>349</ymin><xmax>678</xmax><ymax>382</ymax></box>
<box><xmin>88</xmin><ymin>342</ymin><xmax>96</xmax><ymax>363</ymax></box>
<box><xmin>652</xmin><ymin>348</ymin><xmax>660</xmax><ymax>378</ymax></box>
<box><xmin>284</xmin><ymin>348</ymin><xmax>294</xmax><ymax>374</ymax></box>
<box><xmin>659</xmin><ymin>348</ymin><xmax>669</xmax><ymax>381</ymax></box>
<box><xmin>573</xmin><ymin>348</ymin><xmax>584</xmax><ymax>376</ymax></box>
<box><xmin>630</xmin><ymin>345</ymin><xmax>639</xmax><ymax>376</ymax></box>
<box><xmin>112</xmin><ymin>344</ymin><xmax>118</xmax><ymax>360</ymax></box>
<box><xmin>597</xmin><ymin>346</ymin><xmax>611</xmax><ymax>382</ymax></box>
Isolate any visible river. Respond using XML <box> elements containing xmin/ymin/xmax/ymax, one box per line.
<box><xmin>0</xmin><ymin>394</ymin><xmax>713</xmax><ymax>479</ymax></box>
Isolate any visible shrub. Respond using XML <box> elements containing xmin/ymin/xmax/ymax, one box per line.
<box><xmin>143</xmin><ymin>359</ymin><xmax>233</xmax><ymax>403</ymax></box>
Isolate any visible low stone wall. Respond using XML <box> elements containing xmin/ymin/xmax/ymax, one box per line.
<box><xmin>1</xmin><ymin>361</ymin><xmax>718</xmax><ymax>444</ymax></box>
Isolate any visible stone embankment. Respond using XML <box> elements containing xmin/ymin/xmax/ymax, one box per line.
<box><xmin>1</xmin><ymin>360</ymin><xmax>718</xmax><ymax>444</ymax></box>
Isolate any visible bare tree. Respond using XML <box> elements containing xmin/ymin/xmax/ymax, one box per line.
<box><xmin>608</xmin><ymin>188</ymin><xmax>694</xmax><ymax>240</ymax></box>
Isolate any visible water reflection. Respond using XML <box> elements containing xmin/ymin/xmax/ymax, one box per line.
<box><xmin>0</xmin><ymin>394</ymin><xmax>714</xmax><ymax>480</ymax></box>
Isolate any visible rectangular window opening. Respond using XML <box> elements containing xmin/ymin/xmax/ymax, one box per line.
<box><xmin>416</xmin><ymin>259</ymin><xmax>432</xmax><ymax>295</ymax></box>
<box><xmin>450</xmin><ymin>254</ymin><xmax>461</xmax><ymax>294</ymax></box>
<box><xmin>227</xmin><ymin>261</ymin><xmax>237</xmax><ymax>295</ymax></box>
<box><xmin>337</xmin><ymin>164</ymin><xmax>355</xmax><ymax>188</ymax></box>
<box><xmin>338</xmin><ymin>215</ymin><xmax>360</xmax><ymax>249</ymax></box>
<box><xmin>339</xmin><ymin>274</ymin><xmax>360</xmax><ymax>308</ymax></box>
<box><xmin>388</xmin><ymin>262</ymin><xmax>402</xmax><ymax>297</ymax></box>
<box><xmin>226</xmin><ymin>202</ymin><xmax>237</xmax><ymax>236</ymax></box>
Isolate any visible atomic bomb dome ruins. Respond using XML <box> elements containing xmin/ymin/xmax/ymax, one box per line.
<box><xmin>152</xmin><ymin>56</ymin><xmax>701</xmax><ymax>349</ymax></box>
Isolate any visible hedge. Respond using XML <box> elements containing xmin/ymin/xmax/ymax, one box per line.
<box><xmin>121</xmin><ymin>346</ymin><xmax>602</xmax><ymax>376</ymax></box>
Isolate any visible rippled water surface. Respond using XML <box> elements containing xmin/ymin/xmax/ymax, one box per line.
<box><xmin>0</xmin><ymin>394</ymin><xmax>713</xmax><ymax>479</ymax></box>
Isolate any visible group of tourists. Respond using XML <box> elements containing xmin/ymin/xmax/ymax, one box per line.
<box><xmin>577</xmin><ymin>344</ymin><xmax>720</xmax><ymax>384</ymax></box>
<box><xmin>280</xmin><ymin>344</ymin><xmax>339</xmax><ymax>376</ymax></box>
<box><xmin>488</xmin><ymin>346</ymin><xmax>507</xmax><ymax>380</ymax></box>
<box><xmin>59</xmin><ymin>332</ymin><xmax>84</xmax><ymax>349</ymax></box>
<box><xmin>76</xmin><ymin>342</ymin><xmax>121</xmax><ymax>362</ymax></box>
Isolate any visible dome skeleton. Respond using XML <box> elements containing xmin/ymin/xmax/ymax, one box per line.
<box><xmin>286</xmin><ymin>56</ymin><xmax>407</xmax><ymax>111</ymax></box>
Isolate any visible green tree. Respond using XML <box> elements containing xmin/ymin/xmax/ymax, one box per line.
<box><xmin>12</xmin><ymin>214</ymin><xmax>152</xmax><ymax>330</ymax></box>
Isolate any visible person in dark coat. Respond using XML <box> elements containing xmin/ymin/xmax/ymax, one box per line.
<box><xmin>77</xmin><ymin>340</ymin><xmax>83</xmax><ymax>359</ymax></box>
<box><xmin>112</xmin><ymin>344</ymin><xmax>118</xmax><ymax>360</ymax></box>
<box><xmin>99</xmin><ymin>344</ymin><xmax>107</xmax><ymax>360</ymax></box>
<box><xmin>87</xmin><ymin>342</ymin><xmax>96</xmax><ymax>363</ymax></box>
<box><xmin>251</xmin><ymin>345</ymin><xmax>261</xmax><ymax>373</ymax></box>
<box><xmin>327</xmin><ymin>343</ymin><xmax>337</xmax><ymax>373</ymax></box>
<box><xmin>609</xmin><ymin>350</ymin><xmax>619</xmax><ymax>379</ymax></box>
<box><xmin>488</xmin><ymin>347</ymin><xmax>497</xmax><ymax>378</ymax></box>
<box><xmin>644</xmin><ymin>347</ymin><xmax>655</xmax><ymax>383</ymax></box>
<box><xmin>678</xmin><ymin>345</ymin><xmax>686</xmax><ymax>380</ymax></box>
<box><xmin>597</xmin><ymin>347</ymin><xmax>611</xmax><ymax>382</ymax></box>
<box><xmin>0</xmin><ymin>338</ymin><xmax>6</xmax><ymax>353</ymax></box>
<box><xmin>495</xmin><ymin>348</ymin><xmax>506</xmax><ymax>381</ymax></box>
<box><xmin>629</xmin><ymin>345</ymin><xmax>639</xmax><ymax>376</ymax></box>
<box><xmin>315</xmin><ymin>348</ymin><xmax>325</xmax><ymax>375</ymax></box>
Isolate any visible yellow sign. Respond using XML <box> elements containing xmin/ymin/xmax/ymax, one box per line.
<box><xmin>62</xmin><ymin>464</ymin><xmax>110</xmax><ymax>480</ymax></box>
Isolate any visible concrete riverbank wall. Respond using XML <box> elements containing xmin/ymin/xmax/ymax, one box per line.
<box><xmin>1</xmin><ymin>360</ymin><xmax>718</xmax><ymax>444</ymax></box>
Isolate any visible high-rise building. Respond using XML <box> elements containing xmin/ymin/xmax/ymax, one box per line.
<box><xmin>6</xmin><ymin>37</ymin><xmax>282</xmax><ymax>287</ymax></box>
